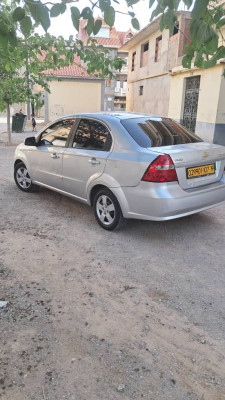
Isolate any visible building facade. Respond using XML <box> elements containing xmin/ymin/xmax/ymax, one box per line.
<box><xmin>78</xmin><ymin>19</ymin><xmax>133</xmax><ymax>111</ymax></box>
<box><xmin>37</xmin><ymin>55</ymin><xmax>104</xmax><ymax>121</ymax></box>
<box><xmin>121</xmin><ymin>12</ymin><xmax>225</xmax><ymax>145</ymax></box>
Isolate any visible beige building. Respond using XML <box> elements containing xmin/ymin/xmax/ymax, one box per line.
<box><xmin>40</xmin><ymin>56</ymin><xmax>104</xmax><ymax>122</ymax></box>
<box><xmin>121</xmin><ymin>12</ymin><xmax>225</xmax><ymax>145</ymax></box>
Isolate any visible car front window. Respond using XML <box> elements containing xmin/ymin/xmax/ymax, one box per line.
<box><xmin>39</xmin><ymin>119</ymin><xmax>76</xmax><ymax>147</ymax></box>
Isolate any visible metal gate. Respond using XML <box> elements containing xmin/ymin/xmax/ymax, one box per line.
<box><xmin>183</xmin><ymin>76</ymin><xmax>200</xmax><ymax>133</ymax></box>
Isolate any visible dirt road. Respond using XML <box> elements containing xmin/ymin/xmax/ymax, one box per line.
<box><xmin>0</xmin><ymin>145</ymin><xmax>225</xmax><ymax>400</ymax></box>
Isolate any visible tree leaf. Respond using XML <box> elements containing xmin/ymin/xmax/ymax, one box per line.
<box><xmin>182</xmin><ymin>0</ymin><xmax>193</xmax><ymax>8</ymax></box>
<box><xmin>203</xmin><ymin>45</ymin><xmax>225</xmax><ymax>68</ymax></box>
<box><xmin>190</xmin><ymin>19</ymin><xmax>218</xmax><ymax>54</ymax></box>
<box><xmin>99</xmin><ymin>0</ymin><xmax>111</xmax><ymax>12</ymax></box>
<box><xmin>50</xmin><ymin>3</ymin><xmax>66</xmax><ymax>18</ymax></box>
<box><xmin>182</xmin><ymin>54</ymin><xmax>192</xmax><ymax>69</ymax></box>
<box><xmin>71</xmin><ymin>7</ymin><xmax>80</xmax><ymax>31</ymax></box>
<box><xmin>213</xmin><ymin>9</ymin><xmax>223</xmax><ymax>24</ymax></box>
<box><xmin>93</xmin><ymin>19</ymin><xmax>102</xmax><ymax>36</ymax></box>
<box><xmin>126</xmin><ymin>0</ymin><xmax>140</xmax><ymax>6</ymax></box>
<box><xmin>194</xmin><ymin>50</ymin><xmax>204</xmax><ymax>68</ymax></box>
<box><xmin>86</xmin><ymin>16</ymin><xmax>94</xmax><ymax>36</ymax></box>
<box><xmin>160</xmin><ymin>10</ymin><xmax>177</xmax><ymax>33</ymax></box>
<box><xmin>216</xmin><ymin>17</ymin><xmax>225</xmax><ymax>30</ymax></box>
<box><xmin>192</xmin><ymin>0</ymin><xmax>209</xmax><ymax>20</ymax></box>
<box><xmin>8</xmin><ymin>29</ymin><xmax>17</xmax><ymax>47</ymax></box>
<box><xmin>27</xmin><ymin>1</ymin><xmax>50</xmax><ymax>32</ymax></box>
<box><xmin>149</xmin><ymin>0</ymin><xmax>155</xmax><ymax>8</ymax></box>
<box><xmin>131</xmin><ymin>18</ymin><xmax>140</xmax><ymax>30</ymax></box>
<box><xmin>0</xmin><ymin>34</ymin><xmax>8</xmax><ymax>50</ymax></box>
<box><xmin>81</xmin><ymin>7</ymin><xmax>92</xmax><ymax>19</ymax></box>
<box><xmin>12</xmin><ymin>7</ymin><xmax>25</xmax><ymax>22</ymax></box>
<box><xmin>38</xmin><ymin>4</ymin><xmax>50</xmax><ymax>32</ymax></box>
<box><xmin>104</xmin><ymin>6</ymin><xmax>115</xmax><ymax>26</ymax></box>
<box><xmin>20</xmin><ymin>16</ymin><xmax>32</xmax><ymax>36</ymax></box>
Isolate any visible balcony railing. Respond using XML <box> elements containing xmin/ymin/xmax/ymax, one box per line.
<box><xmin>120</xmin><ymin>65</ymin><xmax>128</xmax><ymax>74</ymax></box>
<box><xmin>114</xmin><ymin>87</ymin><xmax>127</xmax><ymax>96</ymax></box>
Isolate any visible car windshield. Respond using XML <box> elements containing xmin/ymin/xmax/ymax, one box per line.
<box><xmin>121</xmin><ymin>117</ymin><xmax>203</xmax><ymax>148</ymax></box>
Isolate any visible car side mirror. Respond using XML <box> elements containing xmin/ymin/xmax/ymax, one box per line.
<box><xmin>24</xmin><ymin>136</ymin><xmax>36</xmax><ymax>146</ymax></box>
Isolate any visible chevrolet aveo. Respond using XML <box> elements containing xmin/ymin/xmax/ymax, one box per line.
<box><xmin>14</xmin><ymin>113</ymin><xmax>225</xmax><ymax>230</ymax></box>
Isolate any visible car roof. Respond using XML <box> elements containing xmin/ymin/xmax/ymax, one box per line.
<box><xmin>58</xmin><ymin>112</ymin><xmax>162</xmax><ymax>122</ymax></box>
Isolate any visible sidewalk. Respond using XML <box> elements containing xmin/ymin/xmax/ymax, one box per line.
<box><xmin>0</xmin><ymin>116</ymin><xmax>44</xmax><ymax>145</ymax></box>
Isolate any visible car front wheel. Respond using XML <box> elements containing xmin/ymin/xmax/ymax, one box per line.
<box><xmin>93</xmin><ymin>189</ymin><xmax>125</xmax><ymax>231</ymax></box>
<box><xmin>14</xmin><ymin>162</ymin><xmax>36</xmax><ymax>192</ymax></box>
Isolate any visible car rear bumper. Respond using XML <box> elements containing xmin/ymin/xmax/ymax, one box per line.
<box><xmin>113</xmin><ymin>177</ymin><xmax>225</xmax><ymax>221</ymax></box>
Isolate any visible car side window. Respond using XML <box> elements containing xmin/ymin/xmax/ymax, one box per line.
<box><xmin>73</xmin><ymin>119</ymin><xmax>112</xmax><ymax>151</ymax></box>
<box><xmin>39</xmin><ymin>119</ymin><xmax>76</xmax><ymax>147</ymax></box>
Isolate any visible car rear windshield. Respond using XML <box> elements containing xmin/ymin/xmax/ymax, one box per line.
<box><xmin>121</xmin><ymin>118</ymin><xmax>203</xmax><ymax>147</ymax></box>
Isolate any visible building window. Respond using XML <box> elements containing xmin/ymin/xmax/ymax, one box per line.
<box><xmin>139</xmin><ymin>86</ymin><xmax>143</xmax><ymax>96</ymax></box>
<box><xmin>131</xmin><ymin>51</ymin><xmax>136</xmax><ymax>71</ymax></box>
<box><xmin>92</xmin><ymin>27</ymin><xmax>110</xmax><ymax>38</ymax></box>
<box><xmin>155</xmin><ymin>35</ymin><xmax>162</xmax><ymax>62</ymax></box>
<box><xmin>106</xmin><ymin>79</ymin><xmax>111</xmax><ymax>87</ymax></box>
<box><xmin>171</xmin><ymin>23</ymin><xmax>179</xmax><ymax>36</ymax></box>
<box><xmin>140</xmin><ymin>41</ymin><xmax>149</xmax><ymax>67</ymax></box>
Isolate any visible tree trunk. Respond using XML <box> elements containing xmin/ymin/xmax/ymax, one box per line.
<box><xmin>6</xmin><ymin>101</ymin><xmax>11</xmax><ymax>145</ymax></box>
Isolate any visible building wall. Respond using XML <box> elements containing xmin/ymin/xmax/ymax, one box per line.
<box><xmin>168</xmin><ymin>64</ymin><xmax>225</xmax><ymax>143</ymax></box>
<box><xmin>126</xmin><ymin>74</ymin><xmax>171</xmax><ymax>116</ymax></box>
<box><xmin>125</xmin><ymin>13</ymin><xmax>191</xmax><ymax>115</ymax></box>
<box><xmin>47</xmin><ymin>79</ymin><xmax>102</xmax><ymax>121</ymax></box>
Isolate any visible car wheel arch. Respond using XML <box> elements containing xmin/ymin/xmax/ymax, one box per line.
<box><xmin>14</xmin><ymin>159</ymin><xmax>24</xmax><ymax>168</ymax></box>
<box><xmin>90</xmin><ymin>184</ymin><xmax>108</xmax><ymax>206</ymax></box>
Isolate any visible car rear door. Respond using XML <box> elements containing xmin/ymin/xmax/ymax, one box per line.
<box><xmin>27</xmin><ymin>118</ymin><xmax>76</xmax><ymax>190</ymax></box>
<box><xmin>62</xmin><ymin>118</ymin><xmax>112</xmax><ymax>200</ymax></box>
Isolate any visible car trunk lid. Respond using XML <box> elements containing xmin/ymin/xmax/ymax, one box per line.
<box><xmin>148</xmin><ymin>142</ymin><xmax>225</xmax><ymax>190</ymax></box>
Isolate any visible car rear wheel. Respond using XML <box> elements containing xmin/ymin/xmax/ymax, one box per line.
<box><xmin>14</xmin><ymin>162</ymin><xmax>36</xmax><ymax>192</ymax></box>
<box><xmin>93</xmin><ymin>189</ymin><xmax>125</xmax><ymax>231</ymax></box>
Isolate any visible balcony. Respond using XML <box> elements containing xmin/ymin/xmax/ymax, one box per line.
<box><xmin>120</xmin><ymin>64</ymin><xmax>128</xmax><ymax>74</ymax></box>
<box><xmin>114</xmin><ymin>87</ymin><xmax>127</xmax><ymax>96</ymax></box>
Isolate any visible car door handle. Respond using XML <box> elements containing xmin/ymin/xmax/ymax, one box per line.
<box><xmin>50</xmin><ymin>153</ymin><xmax>59</xmax><ymax>159</ymax></box>
<box><xmin>89</xmin><ymin>158</ymin><xmax>100</xmax><ymax>165</ymax></box>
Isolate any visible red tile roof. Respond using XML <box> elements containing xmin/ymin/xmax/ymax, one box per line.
<box><xmin>42</xmin><ymin>21</ymin><xmax>134</xmax><ymax>78</ymax></box>
<box><xmin>78</xmin><ymin>19</ymin><xmax>134</xmax><ymax>48</ymax></box>
<box><xmin>44</xmin><ymin>54</ymin><xmax>95</xmax><ymax>78</ymax></box>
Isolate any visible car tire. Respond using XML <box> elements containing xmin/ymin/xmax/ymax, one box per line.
<box><xmin>14</xmin><ymin>162</ymin><xmax>36</xmax><ymax>192</ymax></box>
<box><xmin>93</xmin><ymin>188</ymin><xmax>125</xmax><ymax>231</ymax></box>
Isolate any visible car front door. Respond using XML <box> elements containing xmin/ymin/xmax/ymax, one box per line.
<box><xmin>62</xmin><ymin>118</ymin><xmax>112</xmax><ymax>200</ymax></box>
<box><xmin>26</xmin><ymin>118</ymin><xmax>76</xmax><ymax>190</ymax></box>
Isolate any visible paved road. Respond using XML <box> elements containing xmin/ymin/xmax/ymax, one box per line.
<box><xmin>0</xmin><ymin>144</ymin><xmax>225</xmax><ymax>400</ymax></box>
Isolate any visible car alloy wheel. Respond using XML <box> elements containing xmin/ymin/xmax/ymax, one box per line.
<box><xmin>94</xmin><ymin>189</ymin><xmax>125</xmax><ymax>231</ymax></box>
<box><xmin>14</xmin><ymin>162</ymin><xmax>36</xmax><ymax>192</ymax></box>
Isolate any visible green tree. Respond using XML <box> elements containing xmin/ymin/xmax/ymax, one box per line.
<box><xmin>0</xmin><ymin>1</ymin><xmax>124</xmax><ymax>143</ymax></box>
<box><xmin>2</xmin><ymin>0</ymin><xmax>225</xmax><ymax>68</ymax></box>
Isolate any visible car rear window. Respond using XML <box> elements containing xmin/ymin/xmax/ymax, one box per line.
<box><xmin>121</xmin><ymin>118</ymin><xmax>203</xmax><ymax>147</ymax></box>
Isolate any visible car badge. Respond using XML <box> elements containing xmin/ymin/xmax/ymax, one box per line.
<box><xmin>203</xmin><ymin>152</ymin><xmax>209</xmax><ymax>158</ymax></box>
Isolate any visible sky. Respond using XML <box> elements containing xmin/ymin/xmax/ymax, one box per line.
<box><xmin>39</xmin><ymin>0</ymin><xmax>156</xmax><ymax>38</ymax></box>
<box><xmin>37</xmin><ymin>0</ymin><xmax>190</xmax><ymax>38</ymax></box>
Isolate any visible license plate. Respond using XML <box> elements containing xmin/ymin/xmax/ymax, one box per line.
<box><xmin>187</xmin><ymin>163</ymin><xmax>215</xmax><ymax>179</ymax></box>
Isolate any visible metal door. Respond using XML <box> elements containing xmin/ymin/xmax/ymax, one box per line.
<box><xmin>183</xmin><ymin>76</ymin><xmax>200</xmax><ymax>133</ymax></box>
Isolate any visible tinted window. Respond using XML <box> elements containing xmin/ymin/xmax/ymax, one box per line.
<box><xmin>121</xmin><ymin>118</ymin><xmax>203</xmax><ymax>148</ymax></box>
<box><xmin>39</xmin><ymin>119</ymin><xmax>75</xmax><ymax>147</ymax></box>
<box><xmin>73</xmin><ymin>119</ymin><xmax>111</xmax><ymax>151</ymax></box>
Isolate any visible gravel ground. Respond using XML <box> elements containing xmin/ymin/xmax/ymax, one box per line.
<box><xmin>0</xmin><ymin>143</ymin><xmax>225</xmax><ymax>400</ymax></box>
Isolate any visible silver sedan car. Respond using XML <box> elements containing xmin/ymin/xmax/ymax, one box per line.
<box><xmin>14</xmin><ymin>113</ymin><xmax>225</xmax><ymax>230</ymax></box>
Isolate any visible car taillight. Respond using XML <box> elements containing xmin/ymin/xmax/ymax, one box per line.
<box><xmin>142</xmin><ymin>154</ymin><xmax>178</xmax><ymax>183</ymax></box>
